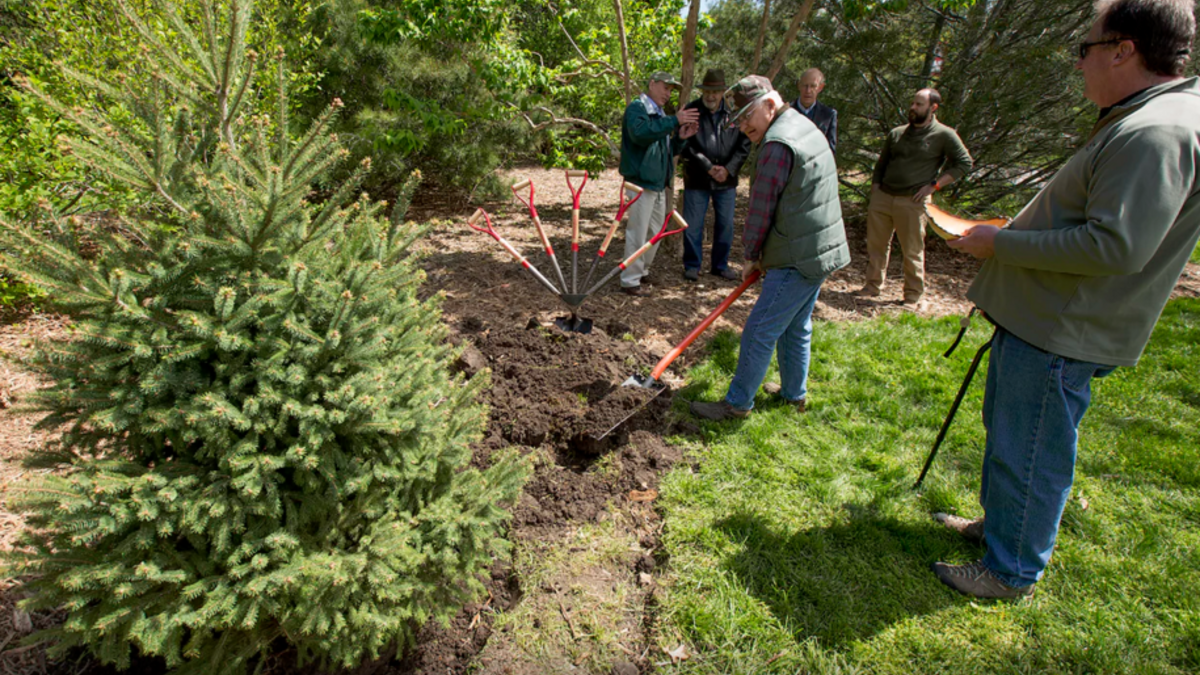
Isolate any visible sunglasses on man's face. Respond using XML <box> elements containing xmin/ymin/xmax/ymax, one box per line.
<box><xmin>1077</xmin><ymin>37</ymin><xmax>1134</xmax><ymax>60</ymax></box>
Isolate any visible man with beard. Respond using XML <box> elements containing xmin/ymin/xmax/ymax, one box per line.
<box><xmin>679</xmin><ymin>68</ymin><xmax>753</xmax><ymax>282</ymax></box>
<box><xmin>618</xmin><ymin>71</ymin><xmax>699</xmax><ymax>296</ymax></box>
<box><xmin>857</xmin><ymin>89</ymin><xmax>973</xmax><ymax>307</ymax></box>
<box><xmin>790</xmin><ymin>68</ymin><xmax>837</xmax><ymax>153</ymax></box>
<box><xmin>688</xmin><ymin>75</ymin><xmax>849</xmax><ymax>421</ymax></box>
<box><xmin>934</xmin><ymin>0</ymin><xmax>1199</xmax><ymax>599</ymax></box>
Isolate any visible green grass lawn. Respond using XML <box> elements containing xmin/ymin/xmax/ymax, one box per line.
<box><xmin>656</xmin><ymin>300</ymin><xmax>1200</xmax><ymax>674</ymax></box>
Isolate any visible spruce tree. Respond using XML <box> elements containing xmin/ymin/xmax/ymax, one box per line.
<box><xmin>0</xmin><ymin>1</ymin><xmax>525</xmax><ymax>673</ymax></box>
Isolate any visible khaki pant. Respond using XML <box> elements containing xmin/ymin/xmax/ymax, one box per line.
<box><xmin>863</xmin><ymin>186</ymin><xmax>931</xmax><ymax>301</ymax></box>
<box><xmin>620</xmin><ymin>187</ymin><xmax>667</xmax><ymax>288</ymax></box>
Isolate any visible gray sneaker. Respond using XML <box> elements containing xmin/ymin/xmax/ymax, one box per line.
<box><xmin>689</xmin><ymin>400</ymin><xmax>749</xmax><ymax>421</ymax></box>
<box><xmin>933</xmin><ymin>513</ymin><xmax>985</xmax><ymax>545</ymax></box>
<box><xmin>932</xmin><ymin>560</ymin><xmax>1034</xmax><ymax>600</ymax></box>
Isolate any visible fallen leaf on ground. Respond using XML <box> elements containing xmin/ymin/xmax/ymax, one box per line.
<box><xmin>664</xmin><ymin>643</ymin><xmax>690</xmax><ymax>663</ymax></box>
<box><xmin>629</xmin><ymin>489</ymin><xmax>658</xmax><ymax>502</ymax></box>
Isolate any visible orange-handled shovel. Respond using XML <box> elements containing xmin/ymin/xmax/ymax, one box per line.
<box><xmin>565</xmin><ymin>169</ymin><xmax>589</xmax><ymax>294</ymax></box>
<box><xmin>582</xmin><ymin>204</ymin><xmax>681</xmax><ymax>297</ymax></box>
<box><xmin>465</xmin><ymin>208</ymin><xmax>561</xmax><ymax>296</ymax></box>
<box><xmin>591</xmin><ymin>267</ymin><xmax>764</xmax><ymax>440</ymax></box>
<box><xmin>511</xmin><ymin>179</ymin><xmax>570</xmax><ymax>294</ymax></box>
<box><xmin>581</xmin><ymin>182</ymin><xmax>644</xmax><ymax>292</ymax></box>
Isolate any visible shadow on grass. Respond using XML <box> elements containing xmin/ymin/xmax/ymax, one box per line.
<box><xmin>714</xmin><ymin>506</ymin><xmax>958</xmax><ymax>649</ymax></box>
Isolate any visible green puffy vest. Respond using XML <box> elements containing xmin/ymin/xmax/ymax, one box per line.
<box><xmin>759</xmin><ymin>108</ymin><xmax>850</xmax><ymax>278</ymax></box>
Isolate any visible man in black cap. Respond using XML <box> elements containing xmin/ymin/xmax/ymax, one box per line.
<box><xmin>679</xmin><ymin>68</ymin><xmax>753</xmax><ymax>282</ymax></box>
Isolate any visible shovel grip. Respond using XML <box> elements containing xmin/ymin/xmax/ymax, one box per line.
<box><xmin>565</xmin><ymin>169</ymin><xmax>588</xmax><ymax>209</ymax></box>
<box><xmin>649</xmin><ymin>268</ymin><xmax>762</xmax><ymax>381</ymax></box>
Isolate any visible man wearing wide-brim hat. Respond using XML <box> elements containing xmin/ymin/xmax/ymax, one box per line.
<box><xmin>678</xmin><ymin>68</ymin><xmax>753</xmax><ymax>282</ymax></box>
<box><xmin>616</xmin><ymin>71</ymin><xmax>699</xmax><ymax>296</ymax></box>
<box><xmin>688</xmin><ymin>75</ymin><xmax>849</xmax><ymax>421</ymax></box>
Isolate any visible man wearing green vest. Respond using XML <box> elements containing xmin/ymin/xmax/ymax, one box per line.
<box><xmin>934</xmin><ymin>0</ymin><xmax>1200</xmax><ymax>599</ymax></box>
<box><xmin>690</xmin><ymin>76</ymin><xmax>850</xmax><ymax>421</ymax></box>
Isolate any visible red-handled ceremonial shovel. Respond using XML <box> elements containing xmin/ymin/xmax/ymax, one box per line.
<box><xmin>591</xmin><ymin>267</ymin><xmax>763</xmax><ymax>440</ymax></box>
<box><xmin>465</xmin><ymin>208</ymin><xmax>561</xmax><ymax>296</ymax></box>
<box><xmin>565</xmin><ymin>169</ymin><xmax>589</xmax><ymax>294</ymax></box>
<box><xmin>581</xmin><ymin>182</ymin><xmax>644</xmax><ymax>292</ymax></box>
<box><xmin>511</xmin><ymin>179</ymin><xmax>570</xmax><ymax>295</ymax></box>
<box><xmin>582</xmin><ymin>209</ymin><xmax>687</xmax><ymax>297</ymax></box>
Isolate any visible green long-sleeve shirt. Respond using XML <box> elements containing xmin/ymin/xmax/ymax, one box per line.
<box><xmin>871</xmin><ymin>118</ymin><xmax>973</xmax><ymax>196</ymax></box>
<box><xmin>967</xmin><ymin>77</ymin><xmax>1200</xmax><ymax>367</ymax></box>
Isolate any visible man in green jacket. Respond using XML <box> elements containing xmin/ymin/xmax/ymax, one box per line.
<box><xmin>933</xmin><ymin>0</ymin><xmax>1200</xmax><ymax>599</ymax></box>
<box><xmin>689</xmin><ymin>75</ymin><xmax>849</xmax><ymax>421</ymax></box>
<box><xmin>617</xmin><ymin>72</ymin><xmax>698</xmax><ymax>296</ymax></box>
<box><xmin>858</xmin><ymin>89</ymin><xmax>973</xmax><ymax>307</ymax></box>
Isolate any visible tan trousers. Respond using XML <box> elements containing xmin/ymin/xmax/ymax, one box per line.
<box><xmin>863</xmin><ymin>186</ymin><xmax>931</xmax><ymax>301</ymax></box>
<box><xmin>620</xmin><ymin>187</ymin><xmax>666</xmax><ymax>288</ymax></box>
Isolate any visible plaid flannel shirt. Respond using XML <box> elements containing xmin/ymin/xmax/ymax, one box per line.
<box><xmin>743</xmin><ymin>141</ymin><xmax>795</xmax><ymax>261</ymax></box>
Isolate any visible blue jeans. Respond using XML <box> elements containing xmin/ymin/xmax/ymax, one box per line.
<box><xmin>725</xmin><ymin>268</ymin><xmax>824</xmax><ymax>410</ymax></box>
<box><xmin>979</xmin><ymin>327</ymin><xmax>1114</xmax><ymax>587</ymax></box>
<box><xmin>682</xmin><ymin>187</ymin><xmax>736</xmax><ymax>272</ymax></box>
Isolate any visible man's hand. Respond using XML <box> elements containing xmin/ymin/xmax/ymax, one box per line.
<box><xmin>742</xmin><ymin>260</ymin><xmax>762</xmax><ymax>282</ymax></box>
<box><xmin>675</xmin><ymin>108</ymin><xmax>700</xmax><ymax>127</ymax></box>
<box><xmin>913</xmin><ymin>182</ymin><xmax>938</xmax><ymax>202</ymax></box>
<box><xmin>947</xmin><ymin>225</ymin><xmax>1001</xmax><ymax>259</ymax></box>
<box><xmin>709</xmin><ymin>166</ymin><xmax>730</xmax><ymax>182</ymax></box>
<box><xmin>679</xmin><ymin>122</ymin><xmax>698</xmax><ymax>139</ymax></box>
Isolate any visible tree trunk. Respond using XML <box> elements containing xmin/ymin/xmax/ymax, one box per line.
<box><xmin>919</xmin><ymin>12</ymin><xmax>947</xmax><ymax>86</ymax></box>
<box><xmin>665</xmin><ymin>0</ymin><xmax>703</xmax><ymax>256</ymax></box>
<box><xmin>751</xmin><ymin>0</ymin><xmax>772</xmax><ymax>74</ymax></box>
<box><xmin>613</xmin><ymin>0</ymin><xmax>633</xmax><ymax>106</ymax></box>
<box><xmin>765</xmin><ymin>0</ymin><xmax>818</xmax><ymax>82</ymax></box>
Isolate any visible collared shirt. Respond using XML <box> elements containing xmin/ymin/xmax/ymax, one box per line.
<box><xmin>639</xmin><ymin>93</ymin><xmax>665</xmax><ymax>117</ymax></box>
<box><xmin>743</xmin><ymin>141</ymin><xmax>794</xmax><ymax>261</ymax></box>
<box><xmin>794</xmin><ymin>100</ymin><xmax>816</xmax><ymax>116</ymax></box>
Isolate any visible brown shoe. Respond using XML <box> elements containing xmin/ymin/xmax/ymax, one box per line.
<box><xmin>932</xmin><ymin>560</ymin><xmax>1034</xmax><ymax>600</ymax></box>
<box><xmin>853</xmin><ymin>286</ymin><xmax>881</xmax><ymax>297</ymax></box>
<box><xmin>621</xmin><ymin>285</ymin><xmax>648</xmax><ymax>297</ymax></box>
<box><xmin>688</xmin><ymin>400</ymin><xmax>749</xmax><ymax>421</ymax></box>
<box><xmin>762</xmin><ymin>382</ymin><xmax>807</xmax><ymax>412</ymax></box>
<box><xmin>933</xmin><ymin>513</ymin><xmax>985</xmax><ymax>545</ymax></box>
<box><xmin>714</xmin><ymin>267</ymin><xmax>739</xmax><ymax>280</ymax></box>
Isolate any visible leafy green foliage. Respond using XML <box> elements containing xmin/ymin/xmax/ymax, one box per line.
<box><xmin>0</xmin><ymin>2</ymin><xmax>525</xmax><ymax>672</ymax></box>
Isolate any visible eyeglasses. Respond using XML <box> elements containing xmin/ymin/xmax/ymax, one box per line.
<box><xmin>1077</xmin><ymin>37</ymin><xmax>1134</xmax><ymax>60</ymax></box>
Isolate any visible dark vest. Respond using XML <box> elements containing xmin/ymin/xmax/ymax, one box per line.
<box><xmin>759</xmin><ymin>108</ymin><xmax>851</xmax><ymax>277</ymax></box>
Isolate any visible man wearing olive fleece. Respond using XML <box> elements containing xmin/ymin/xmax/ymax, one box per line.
<box><xmin>858</xmin><ymin>89</ymin><xmax>973</xmax><ymax>307</ymax></box>
<box><xmin>933</xmin><ymin>0</ymin><xmax>1200</xmax><ymax>600</ymax></box>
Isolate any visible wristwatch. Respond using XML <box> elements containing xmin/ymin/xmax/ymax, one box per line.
<box><xmin>929</xmin><ymin>179</ymin><xmax>941</xmax><ymax>191</ymax></box>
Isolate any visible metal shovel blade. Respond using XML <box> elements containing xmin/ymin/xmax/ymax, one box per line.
<box><xmin>560</xmin><ymin>294</ymin><xmax>588</xmax><ymax>308</ymax></box>
<box><xmin>554</xmin><ymin>314</ymin><xmax>593</xmax><ymax>334</ymax></box>
<box><xmin>591</xmin><ymin>376</ymin><xmax>667</xmax><ymax>441</ymax></box>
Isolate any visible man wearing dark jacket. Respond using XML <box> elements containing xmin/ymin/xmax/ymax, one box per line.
<box><xmin>618</xmin><ymin>71</ymin><xmax>699</xmax><ymax>295</ymax></box>
<box><xmin>790</xmin><ymin>68</ymin><xmax>837</xmax><ymax>153</ymax></box>
<box><xmin>679</xmin><ymin>69</ymin><xmax>753</xmax><ymax>281</ymax></box>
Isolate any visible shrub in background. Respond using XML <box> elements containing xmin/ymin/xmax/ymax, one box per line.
<box><xmin>0</xmin><ymin>1</ymin><xmax>525</xmax><ymax>673</ymax></box>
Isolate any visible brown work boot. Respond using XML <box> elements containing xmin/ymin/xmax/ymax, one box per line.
<box><xmin>762</xmin><ymin>382</ymin><xmax>807</xmax><ymax>413</ymax></box>
<box><xmin>933</xmin><ymin>513</ymin><xmax>985</xmax><ymax>545</ymax></box>
<box><xmin>853</xmin><ymin>286</ymin><xmax>881</xmax><ymax>298</ymax></box>
<box><xmin>688</xmin><ymin>400</ymin><xmax>749</xmax><ymax>421</ymax></box>
<box><xmin>932</xmin><ymin>560</ymin><xmax>1034</xmax><ymax>600</ymax></box>
<box><xmin>621</xmin><ymin>285</ymin><xmax>648</xmax><ymax>297</ymax></box>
